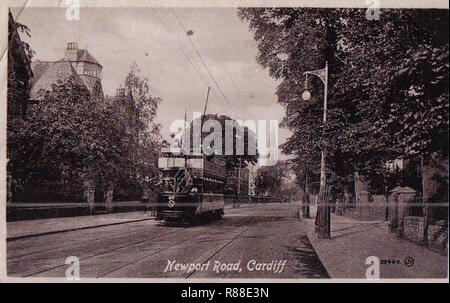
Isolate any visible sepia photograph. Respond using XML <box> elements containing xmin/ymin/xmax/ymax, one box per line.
<box><xmin>1</xmin><ymin>0</ymin><xmax>448</xmax><ymax>283</ymax></box>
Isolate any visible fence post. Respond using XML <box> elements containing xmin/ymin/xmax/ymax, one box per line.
<box><xmin>388</xmin><ymin>189</ymin><xmax>399</xmax><ymax>232</ymax></box>
<box><xmin>84</xmin><ymin>179</ymin><xmax>95</xmax><ymax>214</ymax></box>
<box><xmin>105</xmin><ymin>182</ymin><xmax>114</xmax><ymax>212</ymax></box>
<box><xmin>390</xmin><ymin>186</ymin><xmax>417</xmax><ymax>238</ymax></box>
<box><xmin>358</xmin><ymin>190</ymin><xmax>370</xmax><ymax>219</ymax></box>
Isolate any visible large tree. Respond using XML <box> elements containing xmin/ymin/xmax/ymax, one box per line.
<box><xmin>187</xmin><ymin>113</ymin><xmax>259</xmax><ymax>168</ymax></box>
<box><xmin>254</xmin><ymin>161</ymin><xmax>286</xmax><ymax>196</ymax></box>
<box><xmin>121</xmin><ymin>63</ymin><xmax>163</xmax><ymax>184</ymax></box>
<box><xmin>8</xmin><ymin>77</ymin><xmax>131</xmax><ymax>201</ymax></box>
<box><xmin>239</xmin><ymin>8</ymin><xmax>448</xmax><ymax>242</ymax></box>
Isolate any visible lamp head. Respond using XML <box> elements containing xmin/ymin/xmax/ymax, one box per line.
<box><xmin>302</xmin><ymin>89</ymin><xmax>311</xmax><ymax>101</ymax></box>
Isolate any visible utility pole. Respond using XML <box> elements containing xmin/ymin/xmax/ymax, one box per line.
<box><xmin>302</xmin><ymin>62</ymin><xmax>331</xmax><ymax>239</ymax></box>
<box><xmin>303</xmin><ymin>161</ymin><xmax>311</xmax><ymax>219</ymax></box>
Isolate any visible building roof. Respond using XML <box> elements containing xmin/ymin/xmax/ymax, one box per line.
<box><xmin>78</xmin><ymin>49</ymin><xmax>101</xmax><ymax>65</ymax></box>
<box><xmin>61</xmin><ymin>49</ymin><xmax>101</xmax><ymax>66</ymax></box>
<box><xmin>30</xmin><ymin>61</ymin><xmax>85</xmax><ymax>100</ymax></box>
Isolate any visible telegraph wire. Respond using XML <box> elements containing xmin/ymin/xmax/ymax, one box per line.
<box><xmin>170</xmin><ymin>8</ymin><xmax>242</xmax><ymax>121</ymax></box>
<box><xmin>150</xmin><ymin>7</ymin><xmax>226</xmax><ymax>116</ymax></box>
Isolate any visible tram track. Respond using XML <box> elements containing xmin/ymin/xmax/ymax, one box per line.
<box><xmin>7</xmin><ymin>204</ymin><xmax>305</xmax><ymax>279</ymax></box>
<box><xmin>22</xmin><ymin>227</ymin><xmax>190</xmax><ymax>277</ymax></box>
<box><xmin>94</xmin><ymin>225</ymin><xmax>252</xmax><ymax>278</ymax></box>
<box><xmin>10</xmin><ymin>214</ymin><xmax>243</xmax><ymax>277</ymax></box>
<box><xmin>184</xmin><ymin>226</ymin><xmax>252</xmax><ymax>278</ymax></box>
<box><xmin>96</xmin><ymin>228</ymin><xmax>213</xmax><ymax>277</ymax></box>
<box><xmin>8</xmin><ymin>221</ymin><xmax>161</xmax><ymax>260</ymax></box>
<box><xmin>7</xmin><ymin>217</ymin><xmax>154</xmax><ymax>242</ymax></box>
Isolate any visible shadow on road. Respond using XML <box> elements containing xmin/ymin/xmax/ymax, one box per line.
<box><xmin>286</xmin><ymin>236</ymin><xmax>330</xmax><ymax>278</ymax></box>
<box><xmin>331</xmin><ymin>223</ymin><xmax>383</xmax><ymax>240</ymax></box>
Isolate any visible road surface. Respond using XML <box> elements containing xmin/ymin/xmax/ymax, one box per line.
<box><xmin>7</xmin><ymin>203</ymin><xmax>329</xmax><ymax>279</ymax></box>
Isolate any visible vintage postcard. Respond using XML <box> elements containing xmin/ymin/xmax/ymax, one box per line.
<box><xmin>0</xmin><ymin>0</ymin><xmax>448</xmax><ymax>284</ymax></box>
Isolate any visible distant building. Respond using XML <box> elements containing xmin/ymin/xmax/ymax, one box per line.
<box><xmin>30</xmin><ymin>42</ymin><xmax>104</xmax><ymax>102</ymax></box>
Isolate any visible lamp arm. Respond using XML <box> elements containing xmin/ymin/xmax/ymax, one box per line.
<box><xmin>303</xmin><ymin>69</ymin><xmax>327</xmax><ymax>86</ymax></box>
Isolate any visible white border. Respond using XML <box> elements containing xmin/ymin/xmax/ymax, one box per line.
<box><xmin>0</xmin><ymin>0</ymin><xmax>448</xmax><ymax>283</ymax></box>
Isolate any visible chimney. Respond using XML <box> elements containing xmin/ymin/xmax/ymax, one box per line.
<box><xmin>64</xmin><ymin>42</ymin><xmax>78</xmax><ymax>61</ymax></box>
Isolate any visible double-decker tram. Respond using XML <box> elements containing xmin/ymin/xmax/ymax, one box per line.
<box><xmin>156</xmin><ymin>147</ymin><xmax>227</xmax><ymax>224</ymax></box>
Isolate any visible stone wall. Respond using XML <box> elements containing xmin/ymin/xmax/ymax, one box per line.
<box><xmin>427</xmin><ymin>220</ymin><xmax>448</xmax><ymax>252</ymax></box>
<box><xmin>404</xmin><ymin>216</ymin><xmax>448</xmax><ymax>252</ymax></box>
<box><xmin>340</xmin><ymin>195</ymin><xmax>387</xmax><ymax>221</ymax></box>
<box><xmin>404</xmin><ymin>216</ymin><xmax>424</xmax><ymax>243</ymax></box>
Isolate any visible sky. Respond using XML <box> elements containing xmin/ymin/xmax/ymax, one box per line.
<box><xmin>11</xmin><ymin>6</ymin><xmax>291</xmax><ymax>152</ymax></box>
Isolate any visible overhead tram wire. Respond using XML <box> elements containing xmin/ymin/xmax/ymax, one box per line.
<box><xmin>171</xmin><ymin>9</ymin><xmax>241</xmax><ymax>120</ymax></box>
<box><xmin>170</xmin><ymin>8</ymin><xmax>242</xmax><ymax>121</ymax></box>
<box><xmin>149</xmin><ymin>7</ymin><xmax>228</xmax><ymax>116</ymax></box>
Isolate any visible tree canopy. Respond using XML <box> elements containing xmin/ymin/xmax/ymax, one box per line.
<box><xmin>9</xmin><ymin>77</ymin><xmax>131</xmax><ymax>187</ymax></box>
<box><xmin>238</xmin><ymin>8</ymin><xmax>449</xmax><ymax>192</ymax></box>
<box><xmin>187</xmin><ymin>113</ymin><xmax>259</xmax><ymax>169</ymax></box>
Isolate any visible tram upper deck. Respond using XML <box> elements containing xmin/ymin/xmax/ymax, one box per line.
<box><xmin>157</xmin><ymin>148</ymin><xmax>226</xmax><ymax>181</ymax></box>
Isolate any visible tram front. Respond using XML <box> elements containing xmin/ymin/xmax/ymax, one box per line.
<box><xmin>156</xmin><ymin>147</ymin><xmax>197</xmax><ymax>222</ymax></box>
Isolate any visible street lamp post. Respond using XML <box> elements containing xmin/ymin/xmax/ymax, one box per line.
<box><xmin>302</xmin><ymin>61</ymin><xmax>331</xmax><ymax>239</ymax></box>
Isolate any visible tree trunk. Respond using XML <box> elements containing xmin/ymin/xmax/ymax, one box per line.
<box><xmin>422</xmin><ymin>152</ymin><xmax>449</xmax><ymax>246</ymax></box>
<box><xmin>354</xmin><ymin>170</ymin><xmax>370</xmax><ymax>218</ymax></box>
<box><xmin>354</xmin><ymin>170</ymin><xmax>369</xmax><ymax>205</ymax></box>
<box><xmin>343</xmin><ymin>182</ymin><xmax>352</xmax><ymax>211</ymax></box>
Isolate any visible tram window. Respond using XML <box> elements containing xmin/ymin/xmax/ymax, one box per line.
<box><xmin>158</xmin><ymin>158</ymin><xmax>168</xmax><ymax>168</ymax></box>
<box><xmin>188</xmin><ymin>159</ymin><xmax>204</xmax><ymax>169</ymax></box>
<box><xmin>174</xmin><ymin>158</ymin><xmax>185</xmax><ymax>167</ymax></box>
<box><xmin>158</xmin><ymin>157</ymin><xmax>185</xmax><ymax>168</ymax></box>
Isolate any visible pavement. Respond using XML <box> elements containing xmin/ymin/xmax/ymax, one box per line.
<box><xmin>6</xmin><ymin>202</ymin><xmax>330</xmax><ymax>279</ymax></box>
<box><xmin>303</xmin><ymin>205</ymin><xmax>448</xmax><ymax>279</ymax></box>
